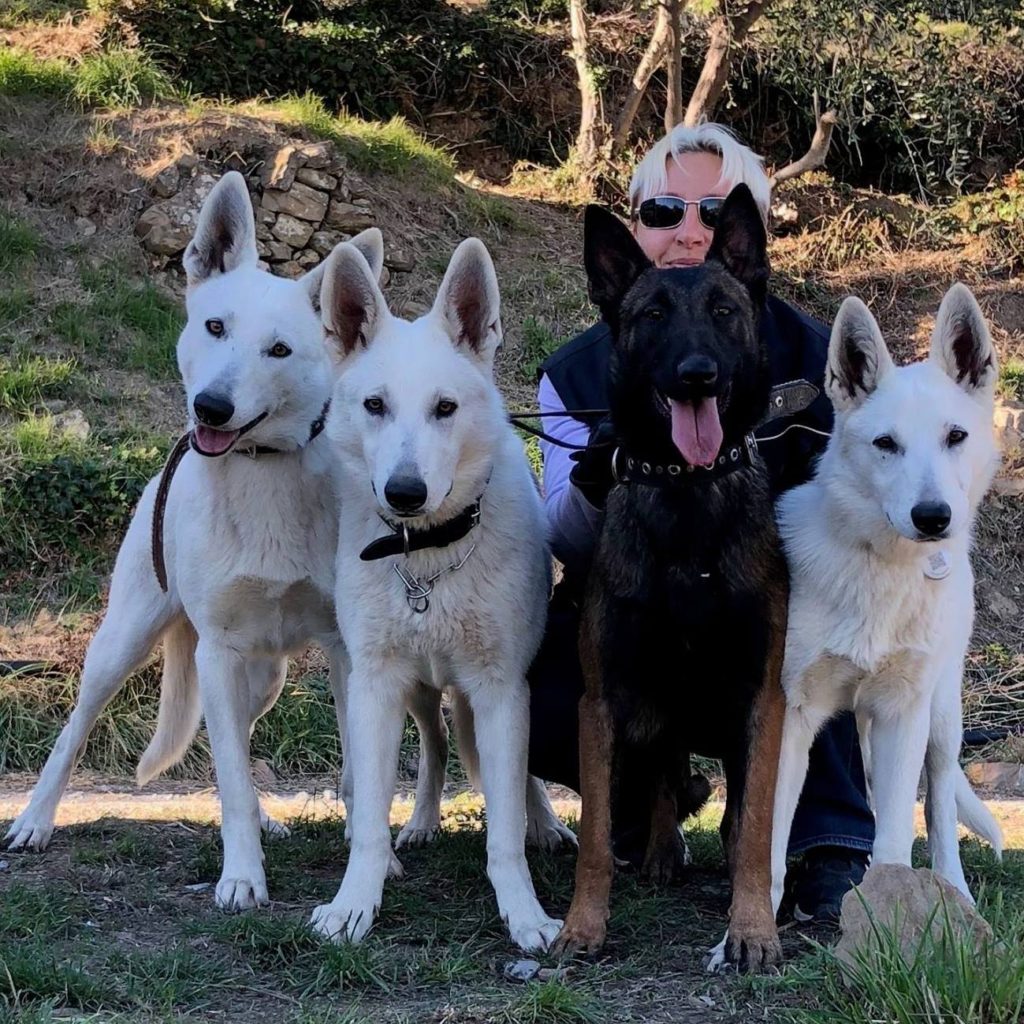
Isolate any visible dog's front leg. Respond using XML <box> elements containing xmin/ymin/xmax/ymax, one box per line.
<box><xmin>870</xmin><ymin>697</ymin><xmax>930</xmax><ymax>869</ymax></box>
<box><xmin>552</xmin><ymin>607</ymin><xmax>615</xmax><ymax>956</ymax></box>
<box><xmin>465</xmin><ymin>675</ymin><xmax>563</xmax><ymax>952</ymax></box>
<box><xmin>711</xmin><ymin>617</ymin><xmax>786</xmax><ymax>973</ymax></box>
<box><xmin>396</xmin><ymin>682</ymin><xmax>448</xmax><ymax>850</ymax></box>
<box><xmin>196</xmin><ymin>639</ymin><xmax>267</xmax><ymax>910</ymax></box>
<box><xmin>312</xmin><ymin>659</ymin><xmax>409</xmax><ymax>944</ymax></box>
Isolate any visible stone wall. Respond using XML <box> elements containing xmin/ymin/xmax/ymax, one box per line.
<box><xmin>134</xmin><ymin>139</ymin><xmax>413</xmax><ymax>281</ymax></box>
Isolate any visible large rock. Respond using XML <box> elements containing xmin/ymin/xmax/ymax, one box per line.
<box><xmin>271</xmin><ymin>214</ymin><xmax>313</xmax><ymax>248</ymax></box>
<box><xmin>260</xmin><ymin>181</ymin><xmax>329</xmax><ymax>223</ymax></box>
<box><xmin>295</xmin><ymin>167</ymin><xmax>338</xmax><ymax>192</ymax></box>
<box><xmin>297</xmin><ymin>140</ymin><xmax>342</xmax><ymax>171</ymax></box>
<box><xmin>151</xmin><ymin>163</ymin><xmax>180</xmax><ymax>199</ymax></box>
<box><xmin>135</xmin><ymin>172</ymin><xmax>220</xmax><ymax>257</ymax></box>
<box><xmin>309</xmin><ymin>229</ymin><xmax>349</xmax><ymax>256</ymax></box>
<box><xmin>325</xmin><ymin>200</ymin><xmax>375</xmax><ymax>232</ymax></box>
<box><xmin>835</xmin><ymin>864</ymin><xmax>992</xmax><ymax>981</ymax></box>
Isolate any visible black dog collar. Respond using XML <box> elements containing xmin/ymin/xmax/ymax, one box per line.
<box><xmin>612</xmin><ymin>433</ymin><xmax>759</xmax><ymax>487</ymax></box>
<box><xmin>231</xmin><ymin>399</ymin><xmax>331</xmax><ymax>457</ymax></box>
<box><xmin>360</xmin><ymin>500</ymin><xmax>483</xmax><ymax>561</ymax></box>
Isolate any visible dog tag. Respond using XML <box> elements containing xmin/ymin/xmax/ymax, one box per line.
<box><xmin>923</xmin><ymin>549</ymin><xmax>951</xmax><ymax>581</ymax></box>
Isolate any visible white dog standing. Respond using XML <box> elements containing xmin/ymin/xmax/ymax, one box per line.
<box><xmin>6</xmin><ymin>173</ymin><xmax>382</xmax><ymax>910</ymax></box>
<box><xmin>769</xmin><ymin>283</ymin><xmax>1004</xmax><ymax>916</ymax></box>
<box><xmin>310</xmin><ymin>237</ymin><xmax>564</xmax><ymax>952</ymax></box>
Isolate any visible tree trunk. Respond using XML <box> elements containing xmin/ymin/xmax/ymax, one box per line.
<box><xmin>569</xmin><ymin>0</ymin><xmax>606</xmax><ymax>175</ymax></box>
<box><xmin>611</xmin><ymin>1</ymin><xmax>672</xmax><ymax>153</ymax></box>
<box><xmin>664</xmin><ymin>0</ymin><xmax>684</xmax><ymax>133</ymax></box>
<box><xmin>683</xmin><ymin>0</ymin><xmax>769</xmax><ymax>128</ymax></box>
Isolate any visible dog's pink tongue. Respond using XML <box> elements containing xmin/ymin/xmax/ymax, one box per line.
<box><xmin>194</xmin><ymin>425</ymin><xmax>240</xmax><ymax>455</ymax></box>
<box><xmin>669</xmin><ymin>398</ymin><xmax>723</xmax><ymax>468</ymax></box>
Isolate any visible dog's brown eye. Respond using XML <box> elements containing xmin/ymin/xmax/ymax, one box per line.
<box><xmin>713</xmin><ymin>305</ymin><xmax>734</xmax><ymax>317</ymax></box>
<box><xmin>947</xmin><ymin>427</ymin><xmax>968</xmax><ymax>447</ymax></box>
<box><xmin>436</xmin><ymin>399</ymin><xmax>457</xmax><ymax>418</ymax></box>
<box><xmin>205</xmin><ymin>318</ymin><xmax>224</xmax><ymax>337</ymax></box>
<box><xmin>364</xmin><ymin>397</ymin><xmax>385</xmax><ymax>416</ymax></box>
<box><xmin>268</xmin><ymin>342</ymin><xmax>291</xmax><ymax>358</ymax></box>
<box><xmin>873</xmin><ymin>434</ymin><xmax>898</xmax><ymax>452</ymax></box>
<box><xmin>644</xmin><ymin>307</ymin><xmax>664</xmax><ymax>321</ymax></box>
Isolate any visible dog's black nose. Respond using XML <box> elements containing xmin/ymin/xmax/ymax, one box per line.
<box><xmin>911</xmin><ymin>501</ymin><xmax>951</xmax><ymax>537</ymax></box>
<box><xmin>676</xmin><ymin>354</ymin><xmax>718</xmax><ymax>388</ymax></box>
<box><xmin>193</xmin><ymin>391</ymin><xmax>235</xmax><ymax>427</ymax></box>
<box><xmin>385</xmin><ymin>474</ymin><xmax>428</xmax><ymax>514</ymax></box>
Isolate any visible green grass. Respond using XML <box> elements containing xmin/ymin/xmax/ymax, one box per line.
<box><xmin>269</xmin><ymin>92</ymin><xmax>456</xmax><ymax>184</ymax></box>
<box><xmin>0</xmin><ymin>211</ymin><xmax>41</xmax><ymax>274</ymax></box>
<box><xmin>0</xmin><ymin>46</ymin><xmax>174</xmax><ymax>108</ymax></box>
<box><xmin>498</xmin><ymin>978</ymin><xmax>602</xmax><ymax>1023</ymax></box>
<box><xmin>0</xmin><ymin>355</ymin><xmax>75</xmax><ymax>412</ymax></box>
<box><xmin>785</xmin><ymin>886</ymin><xmax>1024</xmax><ymax>1024</ymax></box>
<box><xmin>0</xmin><ymin>48</ymin><xmax>73</xmax><ymax>98</ymax></box>
<box><xmin>999</xmin><ymin>358</ymin><xmax>1024</xmax><ymax>402</ymax></box>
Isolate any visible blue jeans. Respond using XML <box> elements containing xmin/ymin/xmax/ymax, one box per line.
<box><xmin>527</xmin><ymin>583</ymin><xmax>875</xmax><ymax>856</ymax></box>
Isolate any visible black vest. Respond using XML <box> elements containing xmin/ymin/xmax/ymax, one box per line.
<box><xmin>540</xmin><ymin>295</ymin><xmax>835</xmax><ymax>498</ymax></box>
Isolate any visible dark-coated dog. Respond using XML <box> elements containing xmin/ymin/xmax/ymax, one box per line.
<box><xmin>551</xmin><ymin>185</ymin><xmax>788</xmax><ymax>970</ymax></box>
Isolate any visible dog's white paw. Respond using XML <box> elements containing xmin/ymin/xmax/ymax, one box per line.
<box><xmin>386</xmin><ymin>849</ymin><xmax>405</xmax><ymax>879</ymax></box>
<box><xmin>311</xmin><ymin>898</ymin><xmax>377</xmax><ymax>944</ymax></box>
<box><xmin>507</xmin><ymin>912</ymin><xmax>564</xmax><ymax>953</ymax></box>
<box><xmin>5</xmin><ymin>812</ymin><xmax>55</xmax><ymax>852</ymax></box>
<box><xmin>705</xmin><ymin>934</ymin><xmax>731</xmax><ymax>974</ymax></box>
<box><xmin>215</xmin><ymin>871</ymin><xmax>269</xmax><ymax>911</ymax></box>
<box><xmin>396</xmin><ymin>820</ymin><xmax>440</xmax><ymax>850</ymax></box>
<box><xmin>526</xmin><ymin>816</ymin><xmax>578</xmax><ymax>853</ymax></box>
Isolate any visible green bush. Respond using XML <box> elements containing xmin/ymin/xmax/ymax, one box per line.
<box><xmin>942</xmin><ymin>171</ymin><xmax>1024</xmax><ymax>273</ymax></box>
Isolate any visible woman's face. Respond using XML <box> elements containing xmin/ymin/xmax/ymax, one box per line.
<box><xmin>631</xmin><ymin>151</ymin><xmax>731</xmax><ymax>268</ymax></box>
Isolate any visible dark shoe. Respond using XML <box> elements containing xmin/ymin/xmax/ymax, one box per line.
<box><xmin>791</xmin><ymin>846</ymin><xmax>869</xmax><ymax>924</ymax></box>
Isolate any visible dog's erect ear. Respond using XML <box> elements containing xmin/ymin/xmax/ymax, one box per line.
<box><xmin>583</xmin><ymin>205</ymin><xmax>650</xmax><ymax>319</ymax></box>
<box><xmin>826</xmin><ymin>296</ymin><xmax>894</xmax><ymax>412</ymax></box>
<box><xmin>321</xmin><ymin>240</ymin><xmax>388</xmax><ymax>358</ymax></box>
<box><xmin>182</xmin><ymin>171</ymin><xmax>259</xmax><ymax>288</ymax></box>
<box><xmin>431</xmin><ymin>238</ymin><xmax>502</xmax><ymax>371</ymax></box>
<box><xmin>300</xmin><ymin>227</ymin><xmax>384</xmax><ymax>313</ymax></box>
<box><xmin>705</xmin><ymin>184</ymin><xmax>769</xmax><ymax>301</ymax></box>
<box><xmin>929</xmin><ymin>283</ymin><xmax>998</xmax><ymax>401</ymax></box>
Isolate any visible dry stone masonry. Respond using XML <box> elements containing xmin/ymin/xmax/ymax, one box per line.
<box><xmin>135</xmin><ymin>138</ymin><xmax>409</xmax><ymax>283</ymax></box>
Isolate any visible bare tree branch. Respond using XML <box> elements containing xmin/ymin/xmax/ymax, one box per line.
<box><xmin>683</xmin><ymin>0</ymin><xmax>769</xmax><ymax>128</ymax></box>
<box><xmin>664</xmin><ymin>0</ymin><xmax>684</xmax><ymax>133</ymax></box>
<box><xmin>769</xmin><ymin>107</ymin><xmax>839</xmax><ymax>186</ymax></box>
<box><xmin>611</xmin><ymin>1</ymin><xmax>671</xmax><ymax>153</ymax></box>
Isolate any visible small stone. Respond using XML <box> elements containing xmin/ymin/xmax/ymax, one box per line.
<box><xmin>261</xmin><ymin>181</ymin><xmax>329</xmax><ymax>223</ymax></box>
<box><xmin>135</xmin><ymin>205</ymin><xmax>192</xmax><ymax>256</ymax></box>
<box><xmin>273</xmin><ymin>261</ymin><xmax>304</xmax><ymax>280</ymax></box>
<box><xmin>986</xmin><ymin>590</ymin><xmax>1020</xmax><ymax>620</ymax></box>
<box><xmin>966</xmin><ymin>761</ymin><xmax>1024</xmax><ymax>791</ymax></box>
<box><xmin>53</xmin><ymin>409</ymin><xmax>89</xmax><ymax>440</ymax></box>
<box><xmin>297</xmin><ymin>140</ymin><xmax>335</xmax><ymax>170</ymax></box>
<box><xmin>271</xmin><ymin>213</ymin><xmax>314</xmax><ymax>248</ymax></box>
<box><xmin>400</xmin><ymin>299</ymin><xmax>431</xmax><ymax>319</ymax></box>
<box><xmin>176</xmin><ymin>153</ymin><xmax>199</xmax><ymax>172</ymax></box>
<box><xmin>296</xmin><ymin>248</ymin><xmax>320</xmax><ymax>269</ymax></box>
<box><xmin>325</xmin><ymin>200</ymin><xmax>375</xmax><ymax>232</ymax></box>
<box><xmin>183</xmin><ymin>882</ymin><xmax>211</xmax><ymax>893</ymax></box>
<box><xmin>385</xmin><ymin>249</ymin><xmax>415</xmax><ymax>273</ymax></box>
<box><xmin>151</xmin><ymin>163</ymin><xmax>180</xmax><ymax>198</ymax></box>
<box><xmin>251</xmin><ymin>758</ymin><xmax>277</xmax><ymax>787</ymax></box>
<box><xmin>0</xmin><ymin>860</ymin><xmax>9</xmax><ymax>872</ymax></box>
<box><xmin>74</xmin><ymin>217</ymin><xmax>97</xmax><ymax>238</ymax></box>
<box><xmin>835</xmin><ymin>864</ymin><xmax>992</xmax><ymax>983</ymax></box>
<box><xmin>255</xmin><ymin>222</ymin><xmax>273</xmax><ymax>242</ymax></box>
<box><xmin>503</xmin><ymin>959</ymin><xmax>541</xmax><ymax>982</ymax></box>
<box><xmin>257</xmin><ymin>208</ymin><xmax>277</xmax><ymax>226</ymax></box>
<box><xmin>309</xmin><ymin>229</ymin><xmax>349</xmax><ymax>256</ymax></box>
<box><xmin>295</xmin><ymin>167</ymin><xmax>339</xmax><ymax>191</ymax></box>
<box><xmin>266</xmin><ymin>239</ymin><xmax>293</xmax><ymax>262</ymax></box>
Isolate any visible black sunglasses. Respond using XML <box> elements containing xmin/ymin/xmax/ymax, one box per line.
<box><xmin>636</xmin><ymin>195</ymin><xmax>726</xmax><ymax>231</ymax></box>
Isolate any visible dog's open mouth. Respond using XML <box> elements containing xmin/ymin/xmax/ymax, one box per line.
<box><xmin>659</xmin><ymin>394</ymin><xmax>724</xmax><ymax>468</ymax></box>
<box><xmin>191</xmin><ymin>411</ymin><xmax>268</xmax><ymax>458</ymax></box>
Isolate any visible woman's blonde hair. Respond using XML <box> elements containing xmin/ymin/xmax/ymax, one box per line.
<box><xmin>629</xmin><ymin>123</ymin><xmax>771</xmax><ymax>221</ymax></box>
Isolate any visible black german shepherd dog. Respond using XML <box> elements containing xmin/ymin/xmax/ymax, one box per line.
<box><xmin>551</xmin><ymin>185</ymin><xmax>788</xmax><ymax>970</ymax></box>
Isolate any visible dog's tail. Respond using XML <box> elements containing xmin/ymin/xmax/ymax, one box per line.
<box><xmin>136</xmin><ymin>618</ymin><xmax>201</xmax><ymax>787</ymax></box>
<box><xmin>955</xmin><ymin>767</ymin><xmax>1004</xmax><ymax>860</ymax></box>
